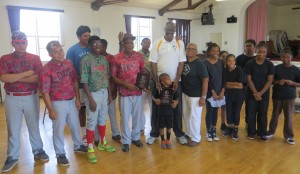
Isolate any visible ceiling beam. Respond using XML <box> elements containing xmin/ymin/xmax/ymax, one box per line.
<box><xmin>159</xmin><ymin>0</ymin><xmax>207</xmax><ymax>16</ymax></box>
<box><xmin>91</xmin><ymin>0</ymin><xmax>128</xmax><ymax>11</ymax></box>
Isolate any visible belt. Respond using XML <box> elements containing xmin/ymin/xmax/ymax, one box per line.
<box><xmin>6</xmin><ymin>90</ymin><xmax>37</xmax><ymax>96</ymax></box>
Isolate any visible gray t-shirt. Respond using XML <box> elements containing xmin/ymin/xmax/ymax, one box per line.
<box><xmin>204</xmin><ymin>59</ymin><xmax>224</xmax><ymax>97</ymax></box>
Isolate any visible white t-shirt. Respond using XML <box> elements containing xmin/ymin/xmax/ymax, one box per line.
<box><xmin>149</xmin><ymin>37</ymin><xmax>186</xmax><ymax>81</ymax></box>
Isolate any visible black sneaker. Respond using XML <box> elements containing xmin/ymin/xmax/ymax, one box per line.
<box><xmin>57</xmin><ymin>155</ymin><xmax>69</xmax><ymax>166</ymax></box>
<box><xmin>265</xmin><ymin>132</ymin><xmax>273</xmax><ymax>139</ymax></box>
<box><xmin>232</xmin><ymin>128</ymin><xmax>238</xmax><ymax>140</ymax></box>
<box><xmin>74</xmin><ymin>145</ymin><xmax>88</xmax><ymax>153</ymax></box>
<box><xmin>122</xmin><ymin>144</ymin><xmax>129</xmax><ymax>152</ymax></box>
<box><xmin>286</xmin><ymin>138</ymin><xmax>295</xmax><ymax>145</ymax></box>
<box><xmin>34</xmin><ymin>149</ymin><xmax>49</xmax><ymax>161</ymax></box>
<box><xmin>223</xmin><ymin>127</ymin><xmax>232</xmax><ymax>137</ymax></box>
<box><xmin>260</xmin><ymin>136</ymin><xmax>268</xmax><ymax>142</ymax></box>
<box><xmin>132</xmin><ymin>140</ymin><xmax>143</xmax><ymax>147</ymax></box>
<box><xmin>112</xmin><ymin>135</ymin><xmax>121</xmax><ymax>143</ymax></box>
<box><xmin>220</xmin><ymin>123</ymin><xmax>227</xmax><ymax>131</ymax></box>
<box><xmin>94</xmin><ymin>141</ymin><xmax>99</xmax><ymax>146</ymax></box>
<box><xmin>2</xmin><ymin>156</ymin><xmax>18</xmax><ymax>173</ymax></box>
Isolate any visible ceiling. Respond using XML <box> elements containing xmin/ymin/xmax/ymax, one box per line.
<box><xmin>66</xmin><ymin>0</ymin><xmax>300</xmax><ymax>10</ymax></box>
<box><xmin>269</xmin><ymin>0</ymin><xmax>300</xmax><ymax>6</ymax></box>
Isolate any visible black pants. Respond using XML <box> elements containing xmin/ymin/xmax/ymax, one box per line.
<box><xmin>205</xmin><ymin>100</ymin><xmax>218</xmax><ymax>130</ymax></box>
<box><xmin>150</xmin><ymin>83</ymin><xmax>185</xmax><ymax>138</ymax></box>
<box><xmin>243</xmin><ymin>86</ymin><xmax>248</xmax><ymax>123</ymax></box>
<box><xmin>226</xmin><ymin>100</ymin><xmax>244</xmax><ymax>126</ymax></box>
<box><xmin>246</xmin><ymin>97</ymin><xmax>269</xmax><ymax>137</ymax></box>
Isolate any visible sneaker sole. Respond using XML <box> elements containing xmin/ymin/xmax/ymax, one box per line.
<box><xmin>2</xmin><ymin>161</ymin><xmax>18</xmax><ymax>173</ymax></box>
<box><xmin>58</xmin><ymin>162</ymin><xmax>70</xmax><ymax>166</ymax></box>
<box><xmin>112</xmin><ymin>138</ymin><xmax>121</xmax><ymax>143</ymax></box>
<box><xmin>176</xmin><ymin>139</ymin><xmax>187</xmax><ymax>145</ymax></box>
<box><xmin>98</xmin><ymin>148</ymin><xmax>116</xmax><ymax>152</ymax></box>
<box><xmin>34</xmin><ymin>157</ymin><xmax>49</xmax><ymax>162</ymax></box>
<box><xmin>74</xmin><ymin>150</ymin><xmax>87</xmax><ymax>153</ymax></box>
<box><xmin>88</xmin><ymin>160</ymin><xmax>97</xmax><ymax>164</ymax></box>
<box><xmin>206</xmin><ymin>138</ymin><xmax>213</xmax><ymax>142</ymax></box>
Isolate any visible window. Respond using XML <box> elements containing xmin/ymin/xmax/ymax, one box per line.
<box><xmin>20</xmin><ymin>10</ymin><xmax>61</xmax><ymax>61</ymax></box>
<box><xmin>131</xmin><ymin>17</ymin><xmax>152</xmax><ymax>51</ymax></box>
<box><xmin>169</xmin><ymin>18</ymin><xmax>191</xmax><ymax>46</ymax></box>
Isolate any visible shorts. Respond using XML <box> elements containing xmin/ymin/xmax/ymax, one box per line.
<box><xmin>158</xmin><ymin>114</ymin><xmax>173</xmax><ymax>129</ymax></box>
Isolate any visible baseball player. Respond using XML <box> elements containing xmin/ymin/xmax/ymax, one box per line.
<box><xmin>40</xmin><ymin>41</ymin><xmax>87</xmax><ymax>166</ymax></box>
<box><xmin>0</xmin><ymin>31</ymin><xmax>49</xmax><ymax>173</ymax></box>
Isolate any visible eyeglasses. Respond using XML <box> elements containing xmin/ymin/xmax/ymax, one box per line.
<box><xmin>92</xmin><ymin>43</ymin><xmax>102</xmax><ymax>46</ymax></box>
<box><xmin>186</xmin><ymin>48</ymin><xmax>197</xmax><ymax>51</ymax></box>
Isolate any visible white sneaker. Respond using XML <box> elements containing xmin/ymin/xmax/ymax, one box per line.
<box><xmin>206</xmin><ymin>133</ymin><xmax>213</xmax><ymax>142</ymax></box>
<box><xmin>146</xmin><ymin>137</ymin><xmax>157</xmax><ymax>144</ymax></box>
<box><xmin>177</xmin><ymin>136</ymin><xmax>187</xmax><ymax>145</ymax></box>
<box><xmin>286</xmin><ymin>138</ymin><xmax>295</xmax><ymax>145</ymax></box>
<box><xmin>213</xmin><ymin>136</ymin><xmax>220</xmax><ymax>141</ymax></box>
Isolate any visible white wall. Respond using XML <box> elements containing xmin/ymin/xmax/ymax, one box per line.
<box><xmin>193</xmin><ymin>0</ymin><xmax>255</xmax><ymax>54</ymax></box>
<box><xmin>0</xmin><ymin>0</ymin><xmax>254</xmax><ymax>101</ymax></box>
<box><xmin>268</xmin><ymin>4</ymin><xmax>300</xmax><ymax>40</ymax></box>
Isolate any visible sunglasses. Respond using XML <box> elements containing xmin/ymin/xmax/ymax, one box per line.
<box><xmin>13</xmin><ymin>40</ymin><xmax>27</xmax><ymax>45</ymax></box>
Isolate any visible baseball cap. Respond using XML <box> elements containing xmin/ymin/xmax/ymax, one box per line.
<box><xmin>46</xmin><ymin>40</ymin><xmax>63</xmax><ymax>53</ymax></box>
<box><xmin>121</xmin><ymin>33</ymin><xmax>136</xmax><ymax>42</ymax></box>
<box><xmin>11</xmin><ymin>31</ymin><xmax>27</xmax><ymax>41</ymax></box>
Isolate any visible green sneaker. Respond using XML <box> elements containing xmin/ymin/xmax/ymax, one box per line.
<box><xmin>87</xmin><ymin>148</ymin><xmax>97</xmax><ymax>163</ymax></box>
<box><xmin>97</xmin><ymin>140</ymin><xmax>116</xmax><ymax>152</ymax></box>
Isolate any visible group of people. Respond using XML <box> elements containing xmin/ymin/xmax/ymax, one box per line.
<box><xmin>1</xmin><ymin>21</ymin><xmax>299</xmax><ymax>173</ymax></box>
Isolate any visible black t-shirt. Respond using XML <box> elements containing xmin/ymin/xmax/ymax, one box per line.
<box><xmin>154</xmin><ymin>84</ymin><xmax>179</xmax><ymax>115</ymax></box>
<box><xmin>223</xmin><ymin>66</ymin><xmax>244</xmax><ymax>102</ymax></box>
<box><xmin>181</xmin><ymin>58</ymin><xmax>208</xmax><ymax>97</ymax></box>
<box><xmin>236</xmin><ymin>54</ymin><xmax>256</xmax><ymax>84</ymax></box>
<box><xmin>236</xmin><ymin>53</ymin><xmax>256</xmax><ymax>69</ymax></box>
<box><xmin>203</xmin><ymin>59</ymin><xmax>224</xmax><ymax>97</ymax></box>
<box><xmin>245</xmin><ymin>59</ymin><xmax>275</xmax><ymax>100</ymax></box>
<box><xmin>272</xmin><ymin>64</ymin><xmax>300</xmax><ymax>99</ymax></box>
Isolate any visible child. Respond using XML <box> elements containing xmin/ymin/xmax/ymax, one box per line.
<box><xmin>222</xmin><ymin>54</ymin><xmax>244</xmax><ymax>140</ymax></box>
<box><xmin>245</xmin><ymin>42</ymin><xmax>274</xmax><ymax>141</ymax></box>
<box><xmin>40</xmin><ymin>41</ymin><xmax>87</xmax><ymax>166</ymax></box>
<box><xmin>80</xmin><ymin>36</ymin><xmax>115</xmax><ymax>164</ymax></box>
<box><xmin>236</xmin><ymin>39</ymin><xmax>257</xmax><ymax>128</ymax></box>
<box><xmin>204</xmin><ymin>43</ymin><xmax>225</xmax><ymax>142</ymax></box>
<box><xmin>219</xmin><ymin>51</ymin><xmax>228</xmax><ymax>131</ymax></box>
<box><xmin>266</xmin><ymin>50</ymin><xmax>300</xmax><ymax>144</ymax></box>
<box><xmin>153</xmin><ymin>73</ymin><xmax>178</xmax><ymax>149</ymax></box>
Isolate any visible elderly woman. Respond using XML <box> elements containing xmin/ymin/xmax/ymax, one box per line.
<box><xmin>181</xmin><ymin>43</ymin><xmax>209</xmax><ymax>146</ymax></box>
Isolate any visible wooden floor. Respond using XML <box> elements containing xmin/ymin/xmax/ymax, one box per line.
<box><xmin>1</xmin><ymin>98</ymin><xmax>300</xmax><ymax>174</ymax></box>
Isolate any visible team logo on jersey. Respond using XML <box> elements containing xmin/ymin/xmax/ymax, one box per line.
<box><xmin>57</xmin><ymin>68</ymin><xmax>72</xmax><ymax>79</ymax></box>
